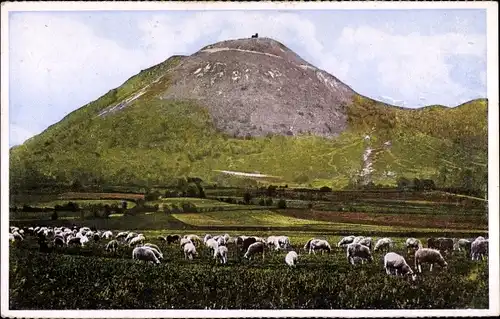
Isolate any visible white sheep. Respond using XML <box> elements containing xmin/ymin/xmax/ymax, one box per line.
<box><xmin>204</xmin><ymin>234</ymin><xmax>213</xmax><ymax>243</ymax></box>
<box><xmin>125</xmin><ymin>232</ymin><xmax>138</xmax><ymax>242</ymax></box>
<box><xmin>205</xmin><ymin>238</ymin><xmax>219</xmax><ymax>254</ymax></box>
<box><xmin>105</xmin><ymin>239</ymin><xmax>119</xmax><ymax>253</ymax></box>
<box><xmin>471</xmin><ymin>238</ymin><xmax>488</xmax><ymax>261</ymax></box>
<box><xmin>337</xmin><ymin>235</ymin><xmax>355</xmax><ymax>247</ymax></box>
<box><xmin>144</xmin><ymin>246</ymin><xmax>163</xmax><ymax>260</ymax></box>
<box><xmin>352</xmin><ymin>236</ymin><xmax>365</xmax><ymax>244</ymax></box>
<box><xmin>384</xmin><ymin>252</ymin><xmax>416</xmax><ymax>280</ymax></box>
<box><xmin>128</xmin><ymin>234</ymin><xmax>145</xmax><ymax>247</ymax></box>
<box><xmin>214</xmin><ymin>245</ymin><xmax>228</xmax><ymax>264</ymax></box>
<box><xmin>132</xmin><ymin>246</ymin><xmax>160</xmax><ymax>264</ymax></box>
<box><xmin>101</xmin><ymin>231</ymin><xmax>113</xmax><ymax>240</ymax></box>
<box><xmin>285</xmin><ymin>251</ymin><xmax>298</xmax><ymax>267</ymax></box>
<box><xmin>216</xmin><ymin>236</ymin><xmax>226</xmax><ymax>246</ymax></box>
<box><xmin>183</xmin><ymin>242</ymin><xmax>198</xmax><ymax>260</ymax></box>
<box><xmin>244</xmin><ymin>242</ymin><xmax>265</xmax><ymax>260</ymax></box>
<box><xmin>12</xmin><ymin>231</ymin><xmax>24</xmax><ymax>242</ymax></box>
<box><xmin>304</xmin><ymin>238</ymin><xmax>331</xmax><ymax>255</ymax></box>
<box><xmin>358</xmin><ymin>237</ymin><xmax>373</xmax><ymax>250</ymax></box>
<box><xmin>406</xmin><ymin>238</ymin><xmax>423</xmax><ymax>254</ymax></box>
<box><xmin>116</xmin><ymin>232</ymin><xmax>128</xmax><ymax>241</ymax></box>
<box><xmin>184</xmin><ymin>234</ymin><xmax>202</xmax><ymax>244</ymax></box>
<box><xmin>180</xmin><ymin>237</ymin><xmax>193</xmax><ymax>248</ymax></box>
<box><xmin>456</xmin><ymin>238</ymin><xmax>472</xmax><ymax>252</ymax></box>
<box><xmin>414</xmin><ymin>248</ymin><xmax>448</xmax><ymax>273</ymax></box>
<box><xmin>374</xmin><ymin>237</ymin><xmax>394</xmax><ymax>252</ymax></box>
<box><xmin>346</xmin><ymin>243</ymin><xmax>373</xmax><ymax>265</ymax></box>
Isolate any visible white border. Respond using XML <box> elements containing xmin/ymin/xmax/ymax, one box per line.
<box><xmin>1</xmin><ymin>1</ymin><xmax>499</xmax><ymax>318</ymax></box>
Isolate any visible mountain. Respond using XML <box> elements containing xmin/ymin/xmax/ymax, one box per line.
<box><xmin>9</xmin><ymin>37</ymin><xmax>488</xmax><ymax>192</ymax></box>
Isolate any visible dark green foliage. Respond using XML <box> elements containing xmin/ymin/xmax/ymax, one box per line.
<box><xmin>258</xmin><ymin>198</ymin><xmax>266</xmax><ymax>206</ymax></box>
<box><xmin>319</xmin><ymin>186</ymin><xmax>332</xmax><ymax>193</ymax></box>
<box><xmin>265</xmin><ymin>198</ymin><xmax>273</xmax><ymax>206</ymax></box>
<box><xmin>50</xmin><ymin>211</ymin><xmax>58</xmax><ymax>221</ymax></box>
<box><xmin>277</xmin><ymin>199</ymin><xmax>287</xmax><ymax>209</ymax></box>
<box><xmin>243</xmin><ymin>192</ymin><xmax>252</xmax><ymax>204</ymax></box>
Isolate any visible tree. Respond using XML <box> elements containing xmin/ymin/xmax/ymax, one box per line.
<box><xmin>243</xmin><ymin>192</ymin><xmax>252</xmax><ymax>204</ymax></box>
<box><xmin>396</xmin><ymin>177</ymin><xmax>411</xmax><ymax>190</ymax></box>
<box><xmin>51</xmin><ymin>210</ymin><xmax>58</xmax><ymax>221</ymax></box>
<box><xmin>277</xmin><ymin>199</ymin><xmax>287</xmax><ymax>209</ymax></box>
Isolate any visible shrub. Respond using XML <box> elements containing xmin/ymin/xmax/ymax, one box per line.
<box><xmin>277</xmin><ymin>199</ymin><xmax>287</xmax><ymax>209</ymax></box>
<box><xmin>50</xmin><ymin>211</ymin><xmax>58</xmax><ymax>220</ymax></box>
<box><xmin>258</xmin><ymin>198</ymin><xmax>266</xmax><ymax>206</ymax></box>
<box><xmin>319</xmin><ymin>186</ymin><xmax>332</xmax><ymax>193</ymax></box>
<box><xmin>243</xmin><ymin>192</ymin><xmax>252</xmax><ymax>204</ymax></box>
<box><xmin>265</xmin><ymin>198</ymin><xmax>273</xmax><ymax>206</ymax></box>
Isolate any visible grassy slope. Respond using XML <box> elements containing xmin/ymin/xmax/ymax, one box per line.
<box><xmin>9</xmin><ymin>56</ymin><xmax>488</xmax><ymax>191</ymax></box>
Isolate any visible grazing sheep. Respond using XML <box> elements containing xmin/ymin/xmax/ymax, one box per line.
<box><xmin>374</xmin><ymin>238</ymin><xmax>394</xmax><ymax>253</ymax></box>
<box><xmin>337</xmin><ymin>235</ymin><xmax>355</xmax><ymax>248</ymax></box>
<box><xmin>125</xmin><ymin>232</ymin><xmax>138</xmax><ymax>243</ymax></box>
<box><xmin>157</xmin><ymin>236</ymin><xmax>167</xmax><ymax>242</ymax></box>
<box><xmin>116</xmin><ymin>232</ymin><xmax>128</xmax><ymax>241</ymax></box>
<box><xmin>205</xmin><ymin>238</ymin><xmax>219</xmax><ymax>254</ymax></box>
<box><xmin>183</xmin><ymin>242</ymin><xmax>198</xmax><ymax>260</ymax></box>
<box><xmin>12</xmin><ymin>231</ymin><xmax>24</xmax><ymax>242</ymax></box>
<box><xmin>184</xmin><ymin>234</ymin><xmax>201</xmax><ymax>245</ymax></box>
<box><xmin>285</xmin><ymin>251</ymin><xmax>298</xmax><ymax>268</ymax></box>
<box><xmin>166</xmin><ymin>234</ymin><xmax>180</xmax><ymax>244</ymax></box>
<box><xmin>93</xmin><ymin>233</ymin><xmax>101</xmax><ymax>242</ymax></box>
<box><xmin>180</xmin><ymin>238</ymin><xmax>193</xmax><ymax>248</ymax></box>
<box><xmin>101</xmin><ymin>231</ymin><xmax>113</xmax><ymax>240</ymax></box>
<box><xmin>223</xmin><ymin>233</ymin><xmax>231</xmax><ymax>243</ymax></box>
<box><xmin>204</xmin><ymin>234</ymin><xmax>213</xmax><ymax>243</ymax></box>
<box><xmin>436</xmin><ymin>237</ymin><xmax>454</xmax><ymax>253</ymax></box>
<box><xmin>406</xmin><ymin>238</ymin><xmax>423</xmax><ymax>254</ymax></box>
<box><xmin>214</xmin><ymin>245</ymin><xmax>228</xmax><ymax>264</ymax></box>
<box><xmin>105</xmin><ymin>240</ymin><xmax>119</xmax><ymax>253</ymax></box>
<box><xmin>67</xmin><ymin>236</ymin><xmax>83</xmax><ymax>247</ymax></box>
<box><xmin>358</xmin><ymin>237</ymin><xmax>373</xmax><ymax>250</ymax></box>
<box><xmin>414</xmin><ymin>248</ymin><xmax>448</xmax><ymax>273</ymax></box>
<box><xmin>80</xmin><ymin>235</ymin><xmax>89</xmax><ymax>247</ymax></box>
<box><xmin>244</xmin><ymin>242</ymin><xmax>266</xmax><ymax>260</ymax></box>
<box><xmin>143</xmin><ymin>246</ymin><xmax>163</xmax><ymax>260</ymax></box>
<box><xmin>241</xmin><ymin>237</ymin><xmax>258</xmax><ymax>253</ymax></box>
<box><xmin>427</xmin><ymin>237</ymin><xmax>439</xmax><ymax>249</ymax></box>
<box><xmin>353</xmin><ymin>236</ymin><xmax>365</xmax><ymax>244</ymax></box>
<box><xmin>347</xmin><ymin>243</ymin><xmax>373</xmax><ymax>265</ymax></box>
<box><xmin>129</xmin><ymin>234</ymin><xmax>145</xmax><ymax>247</ymax></box>
<box><xmin>143</xmin><ymin>243</ymin><xmax>161</xmax><ymax>252</ymax></box>
<box><xmin>132</xmin><ymin>246</ymin><xmax>160</xmax><ymax>264</ymax></box>
<box><xmin>53</xmin><ymin>236</ymin><xmax>65</xmax><ymax>248</ymax></box>
<box><xmin>304</xmin><ymin>238</ymin><xmax>331</xmax><ymax>255</ymax></box>
<box><xmin>384</xmin><ymin>252</ymin><xmax>416</xmax><ymax>280</ymax></box>
<box><xmin>471</xmin><ymin>238</ymin><xmax>488</xmax><ymax>261</ymax></box>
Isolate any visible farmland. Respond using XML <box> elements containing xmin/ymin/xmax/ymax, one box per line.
<box><xmin>8</xmin><ymin>188</ymin><xmax>490</xmax><ymax>309</ymax></box>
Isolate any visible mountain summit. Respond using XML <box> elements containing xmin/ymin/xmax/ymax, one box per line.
<box><xmin>10</xmin><ymin>37</ymin><xmax>487</xmax><ymax>190</ymax></box>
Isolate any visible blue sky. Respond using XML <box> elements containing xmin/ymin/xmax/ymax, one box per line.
<box><xmin>7</xmin><ymin>8</ymin><xmax>487</xmax><ymax>146</ymax></box>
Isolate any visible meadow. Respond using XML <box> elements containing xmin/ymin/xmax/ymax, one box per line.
<box><xmin>8</xmin><ymin>189</ymin><xmax>489</xmax><ymax>309</ymax></box>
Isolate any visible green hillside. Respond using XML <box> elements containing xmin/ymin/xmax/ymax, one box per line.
<box><xmin>9</xmin><ymin>54</ymin><xmax>488</xmax><ymax>193</ymax></box>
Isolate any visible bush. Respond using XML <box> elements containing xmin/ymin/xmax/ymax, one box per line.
<box><xmin>277</xmin><ymin>199</ymin><xmax>287</xmax><ymax>209</ymax></box>
<box><xmin>319</xmin><ymin>186</ymin><xmax>332</xmax><ymax>193</ymax></box>
<box><xmin>258</xmin><ymin>198</ymin><xmax>266</xmax><ymax>206</ymax></box>
<box><xmin>265</xmin><ymin>198</ymin><xmax>273</xmax><ymax>206</ymax></box>
<box><xmin>50</xmin><ymin>211</ymin><xmax>58</xmax><ymax>220</ymax></box>
<box><xmin>243</xmin><ymin>192</ymin><xmax>252</xmax><ymax>204</ymax></box>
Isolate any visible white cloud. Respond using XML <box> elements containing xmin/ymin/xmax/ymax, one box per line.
<box><xmin>335</xmin><ymin>26</ymin><xmax>486</xmax><ymax>107</ymax></box>
<box><xmin>9</xmin><ymin>124</ymin><xmax>38</xmax><ymax>147</ymax></box>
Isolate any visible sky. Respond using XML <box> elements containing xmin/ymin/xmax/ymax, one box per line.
<box><xmin>7</xmin><ymin>8</ymin><xmax>488</xmax><ymax>147</ymax></box>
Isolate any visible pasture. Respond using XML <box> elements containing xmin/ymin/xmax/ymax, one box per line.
<box><xmin>8</xmin><ymin>189</ymin><xmax>489</xmax><ymax>309</ymax></box>
<box><xmin>9</xmin><ymin>230</ymin><xmax>488</xmax><ymax>310</ymax></box>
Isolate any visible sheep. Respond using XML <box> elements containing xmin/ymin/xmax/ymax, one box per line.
<box><xmin>129</xmin><ymin>234</ymin><xmax>145</xmax><ymax>247</ymax></box>
<box><xmin>116</xmin><ymin>232</ymin><xmax>128</xmax><ymax>241</ymax></box>
<box><xmin>180</xmin><ymin>237</ymin><xmax>193</xmax><ymax>248</ymax></box>
<box><xmin>93</xmin><ymin>233</ymin><xmax>101</xmax><ymax>242</ymax></box>
<box><xmin>436</xmin><ymin>237</ymin><xmax>454</xmax><ymax>253</ymax></box>
<box><xmin>132</xmin><ymin>246</ymin><xmax>160</xmax><ymax>264</ymax></box>
<box><xmin>105</xmin><ymin>240</ymin><xmax>119</xmax><ymax>253</ymax></box>
<box><xmin>337</xmin><ymin>235</ymin><xmax>355</xmax><ymax>247</ymax></box>
<box><xmin>204</xmin><ymin>234</ymin><xmax>213</xmax><ymax>243</ymax></box>
<box><xmin>12</xmin><ymin>231</ymin><xmax>24</xmax><ymax>242</ymax></box>
<box><xmin>374</xmin><ymin>238</ymin><xmax>394</xmax><ymax>253</ymax></box>
<box><xmin>9</xmin><ymin>234</ymin><xmax>15</xmax><ymax>242</ymax></box>
<box><xmin>101</xmin><ymin>231</ymin><xmax>113</xmax><ymax>240</ymax></box>
<box><xmin>275</xmin><ymin>236</ymin><xmax>290</xmax><ymax>250</ymax></box>
<box><xmin>414</xmin><ymin>248</ymin><xmax>448</xmax><ymax>273</ymax></box>
<box><xmin>143</xmin><ymin>243</ymin><xmax>161</xmax><ymax>252</ymax></box>
<box><xmin>80</xmin><ymin>235</ymin><xmax>89</xmax><ymax>247</ymax></box>
<box><xmin>214</xmin><ymin>245</ymin><xmax>228</xmax><ymax>264</ymax></box>
<box><xmin>183</xmin><ymin>242</ymin><xmax>198</xmax><ymax>260</ymax></box>
<box><xmin>125</xmin><ymin>232</ymin><xmax>138</xmax><ymax>243</ymax></box>
<box><xmin>285</xmin><ymin>251</ymin><xmax>298</xmax><ymax>268</ymax></box>
<box><xmin>158</xmin><ymin>236</ymin><xmax>167</xmax><ymax>242</ymax></box>
<box><xmin>143</xmin><ymin>246</ymin><xmax>163</xmax><ymax>261</ymax></box>
<box><xmin>53</xmin><ymin>236</ymin><xmax>65</xmax><ymax>248</ymax></box>
<box><xmin>166</xmin><ymin>234</ymin><xmax>180</xmax><ymax>244</ymax></box>
<box><xmin>358</xmin><ymin>237</ymin><xmax>373</xmax><ymax>250</ymax></box>
<box><xmin>346</xmin><ymin>243</ymin><xmax>373</xmax><ymax>265</ymax></box>
<box><xmin>244</xmin><ymin>242</ymin><xmax>265</xmax><ymax>260</ymax></box>
<box><xmin>384</xmin><ymin>252</ymin><xmax>416</xmax><ymax>281</ymax></box>
<box><xmin>205</xmin><ymin>238</ymin><xmax>219</xmax><ymax>255</ymax></box>
<box><xmin>352</xmin><ymin>236</ymin><xmax>365</xmax><ymax>244</ymax></box>
<box><xmin>471</xmin><ymin>238</ymin><xmax>488</xmax><ymax>261</ymax></box>
<box><xmin>251</xmin><ymin>33</ymin><xmax>258</xmax><ymax>38</ymax></box>
<box><xmin>223</xmin><ymin>233</ymin><xmax>231</xmax><ymax>243</ymax></box>
<box><xmin>241</xmin><ymin>237</ymin><xmax>258</xmax><ymax>253</ymax></box>
<box><xmin>406</xmin><ymin>238</ymin><xmax>423</xmax><ymax>254</ymax></box>
<box><xmin>304</xmin><ymin>238</ymin><xmax>331</xmax><ymax>255</ymax></box>
<box><xmin>67</xmin><ymin>236</ymin><xmax>83</xmax><ymax>247</ymax></box>
<box><xmin>184</xmin><ymin>234</ymin><xmax>202</xmax><ymax>245</ymax></box>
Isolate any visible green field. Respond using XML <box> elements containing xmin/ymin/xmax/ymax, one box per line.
<box><xmin>9</xmin><ymin>231</ymin><xmax>489</xmax><ymax>310</ymax></box>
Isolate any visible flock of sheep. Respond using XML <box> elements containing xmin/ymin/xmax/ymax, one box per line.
<box><xmin>9</xmin><ymin>225</ymin><xmax>489</xmax><ymax>280</ymax></box>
